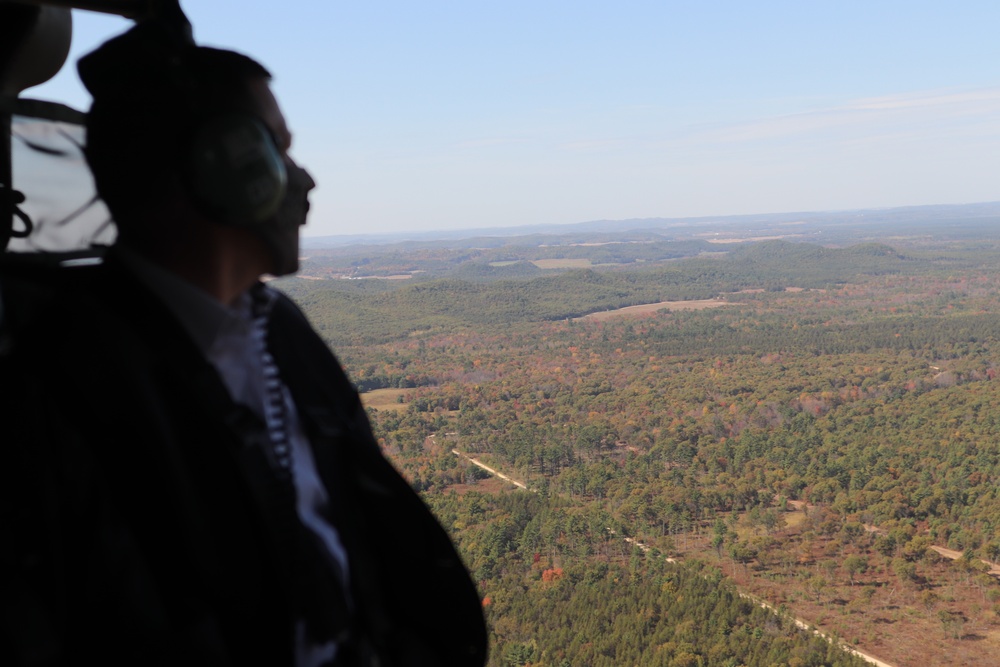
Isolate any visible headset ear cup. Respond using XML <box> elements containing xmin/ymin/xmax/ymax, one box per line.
<box><xmin>187</xmin><ymin>114</ymin><xmax>288</xmax><ymax>225</ymax></box>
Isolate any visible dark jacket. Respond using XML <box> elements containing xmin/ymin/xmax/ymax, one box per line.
<box><xmin>0</xmin><ymin>256</ymin><xmax>487</xmax><ymax>666</ymax></box>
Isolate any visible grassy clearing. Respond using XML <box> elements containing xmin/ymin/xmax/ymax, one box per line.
<box><xmin>576</xmin><ymin>299</ymin><xmax>735</xmax><ymax>321</ymax></box>
<box><xmin>360</xmin><ymin>388</ymin><xmax>409</xmax><ymax>411</ymax></box>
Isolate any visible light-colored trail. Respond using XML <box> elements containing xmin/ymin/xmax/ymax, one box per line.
<box><xmin>452</xmin><ymin>449</ymin><xmax>529</xmax><ymax>490</ymax></box>
<box><xmin>741</xmin><ymin>593</ymin><xmax>896</xmax><ymax>667</ymax></box>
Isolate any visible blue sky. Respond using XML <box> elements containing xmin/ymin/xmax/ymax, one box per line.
<box><xmin>28</xmin><ymin>1</ymin><xmax>1000</xmax><ymax>237</ymax></box>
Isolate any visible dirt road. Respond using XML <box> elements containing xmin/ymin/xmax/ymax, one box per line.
<box><xmin>452</xmin><ymin>449</ymin><xmax>530</xmax><ymax>490</ymax></box>
<box><xmin>451</xmin><ymin>448</ymin><xmax>895</xmax><ymax>666</ymax></box>
<box><xmin>929</xmin><ymin>545</ymin><xmax>1000</xmax><ymax>576</ymax></box>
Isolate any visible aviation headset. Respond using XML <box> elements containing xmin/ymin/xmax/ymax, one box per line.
<box><xmin>78</xmin><ymin>19</ymin><xmax>288</xmax><ymax>226</ymax></box>
<box><xmin>185</xmin><ymin>106</ymin><xmax>288</xmax><ymax>226</ymax></box>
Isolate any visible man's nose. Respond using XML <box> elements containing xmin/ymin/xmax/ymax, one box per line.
<box><xmin>302</xmin><ymin>168</ymin><xmax>317</xmax><ymax>192</ymax></box>
<box><xmin>288</xmin><ymin>160</ymin><xmax>316</xmax><ymax>192</ymax></box>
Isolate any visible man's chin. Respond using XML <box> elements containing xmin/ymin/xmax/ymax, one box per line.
<box><xmin>267</xmin><ymin>246</ymin><xmax>300</xmax><ymax>277</ymax></box>
<box><xmin>254</xmin><ymin>228</ymin><xmax>300</xmax><ymax>277</ymax></box>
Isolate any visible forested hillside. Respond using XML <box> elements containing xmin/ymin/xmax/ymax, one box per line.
<box><xmin>281</xmin><ymin>241</ymin><xmax>929</xmax><ymax>346</ymax></box>
<box><xmin>283</xmin><ymin>235</ymin><xmax>1000</xmax><ymax>666</ymax></box>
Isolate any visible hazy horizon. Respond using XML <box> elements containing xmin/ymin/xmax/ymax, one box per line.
<box><xmin>297</xmin><ymin>199</ymin><xmax>1000</xmax><ymax>246</ymax></box>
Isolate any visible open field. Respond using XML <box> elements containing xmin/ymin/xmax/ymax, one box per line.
<box><xmin>359</xmin><ymin>388</ymin><xmax>409</xmax><ymax>411</ymax></box>
<box><xmin>575</xmin><ymin>298</ymin><xmax>735</xmax><ymax>320</ymax></box>
<box><xmin>705</xmin><ymin>234</ymin><xmax>809</xmax><ymax>243</ymax></box>
<box><xmin>530</xmin><ymin>258</ymin><xmax>593</xmax><ymax>269</ymax></box>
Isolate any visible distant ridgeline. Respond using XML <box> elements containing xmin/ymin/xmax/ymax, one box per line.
<box><xmin>280</xmin><ymin>240</ymin><xmax>943</xmax><ymax>347</ymax></box>
<box><xmin>300</xmin><ymin>200</ymin><xmax>1000</xmax><ymax>251</ymax></box>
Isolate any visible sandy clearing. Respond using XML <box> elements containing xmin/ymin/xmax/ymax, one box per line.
<box><xmin>705</xmin><ymin>234</ymin><xmax>808</xmax><ymax>244</ymax></box>
<box><xmin>576</xmin><ymin>299</ymin><xmax>734</xmax><ymax>321</ymax></box>
<box><xmin>531</xmin><ymin>258</ymin><xmax>593</xmax><ymax>269</ymax></box>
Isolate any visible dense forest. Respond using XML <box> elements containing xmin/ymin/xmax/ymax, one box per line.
<box><xmin>280</xmin><ymin>229</ymin><xmax>1000</xmax><ymax>666</ymax></box>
